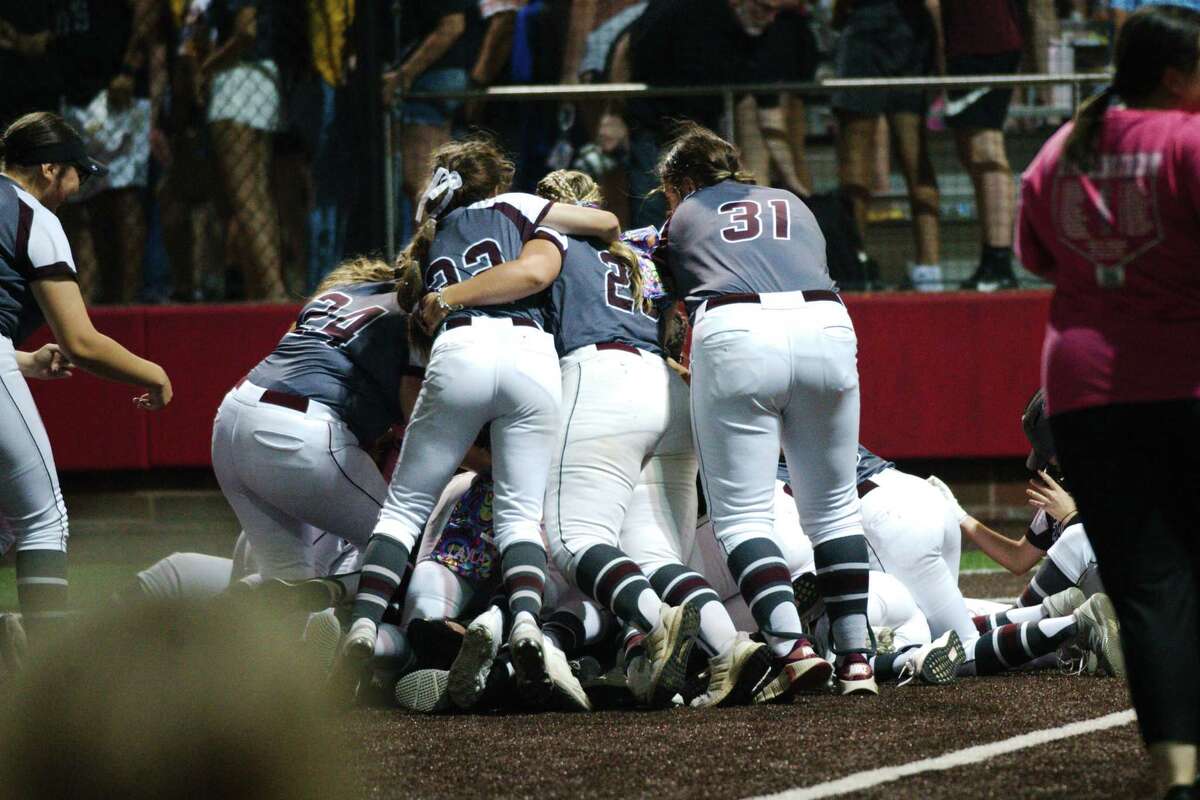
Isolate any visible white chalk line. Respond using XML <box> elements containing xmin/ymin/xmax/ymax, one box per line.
<box><xmin>960</xmin><ymin>567</ymin><xmax>1006</xmax><ymax>576</ymax></box>
<box><xmin>745</xmin><ymin>709</ymin><xmax>1137</xmax><ymax>800</ymax></box>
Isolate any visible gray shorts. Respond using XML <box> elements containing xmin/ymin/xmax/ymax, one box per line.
<box><xmin>832</xmin><ymin>0</ymin><xmax>934</xmax><ymax>117</ymax></box>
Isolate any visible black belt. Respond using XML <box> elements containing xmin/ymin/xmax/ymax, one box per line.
<box><xmin>260</xmin><ymin>389</ymin><xmax>310</xmax><ymax>413</ymax></box>
<box><xmin>595</xmin><ymin>341</ymin><xmax>641</xmax><ymax>355</ymax></box>
<box><xmin>857</xmin><ymin>479</ymin><xmax>878</xmax><ymax>499</ymax></box>
<box><xmin>445</xmin><ymin>316</ymin><xmax>538</xmax><ymax>331</ymax></box>
<box><xmin>704</xmin><ymin>290</ymin><xmax>843</xmax><ymax>313</ymax></box>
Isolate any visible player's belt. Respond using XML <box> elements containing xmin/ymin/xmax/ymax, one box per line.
<box><xmin>856</xmin><ymin>479</ymin><xmax>879</xmax><ymax>499</ymax></box>
<box><xmin>704</xmin><ymin>290</ymin><xmax>843</xmax><ymax>312</ymax></box>
<box><xmin>260</xmin><ymin>389</ymin><xmax>310</xmax><ymax>413</ymax></box>
<box><xmin>445</xmin><ymin>317</ymin><xmax>539</xmax><ymax>331</ymax></box>
<box><xmin>595</xmin><ymin>341</ymin><xmax>641</xmax><ymax>355</ymax></box>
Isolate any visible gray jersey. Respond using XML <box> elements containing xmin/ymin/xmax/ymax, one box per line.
<box><xmin>247</xmin><ymin>281</ymin><xmax>418</xmax><ymax>445</ymax></box>
<box><xmin>546</xmin><ymin>235</ymin><xmax>661</xmax><ymax>357</ymax></box>
<box><xmin>654</xmin><ymin>180</ymin><xmax>834</xmax><ymax>314</ymax></box>
<box><xmin>777</xmin><ymin>445</ymin><xmax>894</xmax><ymax>486</ymax></box>
<box><xmin>0</xmin><ymin>175</ymin><xmax>77</xmax><ymax>345</ymax></box>
<box><xmin>426</xmin><ymin>192</ymin><xmax>568</xmax><ymax>329</ymax></box>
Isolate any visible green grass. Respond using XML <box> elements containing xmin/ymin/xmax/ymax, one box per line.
<box><xmin>0</xmin><ymin>549</ymin><xmax>1009</xmax><ymax>613</ymax></box>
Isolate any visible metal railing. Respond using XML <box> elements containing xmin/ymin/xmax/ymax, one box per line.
<box><xmin>387</xmin><ymin>72</ymin><xmax>1111</xmax><ymax>262</ymax></box>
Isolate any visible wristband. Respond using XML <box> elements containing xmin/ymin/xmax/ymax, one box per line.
<box><xmin>435</xmin><ymin>290</ymin><xmax>463</xmax><ymax>314</ymax></box>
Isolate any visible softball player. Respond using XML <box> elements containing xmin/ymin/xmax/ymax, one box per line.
<box><xmin>341</xmin><ymin>137</ymin><xmax>620</xmax><ymax>706</ymax></box>
<box><xmin>531</xmin><ymin>169</ymin><xmax>769</xmax><ymax>708</ymax></box>
<box><xmin>0</xmin><ymin>112</ymin><xmax>171</xmax><ymax>647</ymax></box>
<box><xmin>211</xmin><ymin>257</ymin><xmax>420</xmax><ymax>581</ymax></box>
<box><xmin>652</xmin><ymin>122</ymin><xmax>875</xmax><ymax>695</ymax></box>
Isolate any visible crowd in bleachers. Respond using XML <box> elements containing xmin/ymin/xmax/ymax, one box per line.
<box><xmin>0</xmin><ymin>0</ymin><xmax>1153</xmax><ymax>301</ymax></box>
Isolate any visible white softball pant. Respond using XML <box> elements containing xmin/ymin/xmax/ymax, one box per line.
<box><xmin>690</xmin><ymin>294</ymin><xmax>863</xmax><ymax>554</ymax></box>
<box><xmin>0</xmin><ymin>336</ymin><xmax>67</xmax><ymax>554</ymax></box>
<box><xmin>1047</xmin><ymin>523</ymin><xmax>1098</xmax><ymax>588</ymax></box>
<box><xmin>211</xmin><ymin>381</ymin><xmax>385</xmax><ymax>580</ymax></box>
<box><xmin>402</xmin><ymin>471</ymin><xmax>487</xmax><ymax>624</ymax></box>
<box><xmin>546</xmin><ymin>345</ymin><xmax>698</xmax><ymax>577</ymax></box>
<box><xmin>374</xmin><ymin>319</ymin><xmax>561</xmax><ymax>554</ymax></box>
<box><xmin>860</xmin><ymin>467</ymin><xmax>976</xmax><ymax>642</ymax></box>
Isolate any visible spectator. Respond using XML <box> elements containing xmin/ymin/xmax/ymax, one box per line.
<box><xmin>609</xmin><ymin>0</ymin><xmax>794</xmax><ymax>228</ymax></box>
<box><xmin>463</xmin><ymin>1</ymin><xmax>527</xmax><ymax>125</ymax></box>
<box><xmin>158</xmin><ymin>0</ymin><xmax>222</xmax><ymax>302</ymax></box>
<box><xmin>832</xmin><ymin>0</ymin><xmax>940</xmax><ymax>290</ymax></box>
<box><xmin>201</xmin><ymin>0</ymin><xmax>288</xmax><ymax>301</ymax></box>
<box><xmin>383</xmin><ymin>1</ymin><xmax>469</xmax><ymax>239</ymax></box>
<box><xmin>293</xmin><ymin>0</ymin><xmax>355</xmax><ymax>293</ymax></box>
<box><xmin>51</xmin><ymin>0</ymin><xmax>158</xmax><ymax>304</ymax></box>
<box><xmin>934</xmin><ymin>0</ymin><xmax>1023</xmax><ymax>291</ymax></box>
<box><xmin>0</xmin><ymin>5</ymin><xmax>59</xmax><ymax>126</ymax></box>
<box><xmin>1110</xmin><ymin>0</ymin><xmax>1200</xmax><ymax>32</ymax></box>
<box><xmin>1016</xmin><ymin>7</ymin><xmax>1200</xmax><ymax>795</ymax></box>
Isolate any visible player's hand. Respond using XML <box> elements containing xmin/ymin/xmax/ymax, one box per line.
<box><xmin>135</xmin><ymin>376</ymin><xmax>173</xmax><ymax>411</ymax></box>
<box><xmin>1026</xmin><ymin>470</ymin><xmax>1077</xmax><ymax>523</ymax></box>
<box><xmin>418</xmin><ymin>292</ymin><xmax>449</xmax><ymax>335</ymax></box>
<box><xmin>666</xmin><ymin>356</ymin><xmax>690</xmax><ymax>386</ymax></box>
<box><xmin>927</xmin><ymin>474</ymin><xmax>968</xmax><ymax>524</ymax></box>
<box><xmin>25</xmin><ymin>344</ymin><xmax>73</xmax><ymax>380</ymax></box>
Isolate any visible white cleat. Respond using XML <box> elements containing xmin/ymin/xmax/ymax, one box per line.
<box><xmin>1042</xmin><ymin>587</ymin><xmax>1086</xmax><ymax>619</ymax></box>
<box><xmin>544</xmin><ymin>638</ymin><xmax>592</xmax><ymax>712</ymax></box>
<box><xmin>341</xmin><ymin>618</ymin><xmax>378</xmax><ymax>665</ymax></box>
<box><xmin>394</xmin><ymin>669</ymin><xmax>452</xmax><ymax>713</ymax></box>
<box><xmin>1073</xmin><ymin>593</ymin><xmax>1125</xmax><ymax>678</ymax></box>
<box><xmin>510</xmin><ymin>616</ymin><xmax>551</xmax><ymax>705</ymax></box>
<box><xmin>448</xmin><ymin>606</ymin><xmax>503</xmax><ymax>710</ymax></box>
<box><xmin>692</xmin><ymin>632</ymin><xmax>774</xmax><ymax>708</ymax></box>
<box><xmin>301</xmin><ymin>608</ymin><xmax>343</xmax><ymax>675</ymax></box>
<box><xmin>897</xmin><ymin>630</ymin><xmax>965</xmax><ymax>686</ymax></box>
<box><xmin>836</xmin><ymin>653</ymin><xmax>879</xmax><ymax>696</ymax></box>
<box><xmin>632</xmin><ymin>603</ymin><xmax>700</xmax><ymax>708</ymax></box>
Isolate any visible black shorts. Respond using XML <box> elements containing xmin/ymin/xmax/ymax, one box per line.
<box><xmin>832</xmin><ymin>0</ymin><xmax>935</xmax><ymax>116</ymax></box>
<box><xmin>945</xmin><ymin>51</ymin><xmax>1022</xmax><ymax>131</ymax></box>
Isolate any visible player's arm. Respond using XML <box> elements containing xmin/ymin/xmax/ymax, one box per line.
<box><xmin>961</xmin><ymin>518</ymin><xmax>1044</xmax><ymax>575</ymax></box>
<box><xmin>385</xmin><ymin>12</ymin><xmax>467</xmax><ymax>100</ymax></box>
<box><xmin>199</xmin><ymin>5</ymin><xmax>256</xmax><ymax>76</ymax></box>
<box><xmin>541</xmin><ymin>203</ymin><xmax>621</xmax><ymax>242</ymax></box>
<box><xmin>440</xmin><ymin>238</ymin><xmax>564</xmax><ymax>307</ymax></box>
<box><xmin>15</xmin><ymin>344</ymin><xmax>72</xmax><ymax>380</ymax></box>
<box><xmin>32</xmin><ymin>277</ymin><xmax>172</xmax><ymax>408</ymax></box>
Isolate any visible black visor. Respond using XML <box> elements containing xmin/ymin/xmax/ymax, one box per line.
<box><xmin>8</xmin><ymin>139</ymin><xmax>108</xmax><ymax>178</ymax></box>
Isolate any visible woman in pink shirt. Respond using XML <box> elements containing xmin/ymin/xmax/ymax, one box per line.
<box><xmin>1016</xmin><ymin>8</ymin><xmax>1200</xmax><ymax>797</ymax></box>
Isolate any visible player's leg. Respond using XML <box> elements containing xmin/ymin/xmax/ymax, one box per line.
<box><xmin>545</xmin><ymin>351</ymin><xmax>663</xmax><ymax>640</ymax></box>
<box><xmin>778</xmin><ymin>299</ymin><xmax>875</xmax><ymax>692</ymax></box>
<box><xmin>1017</xmin><ymin>524</ymin><xmax>1098</xmax><ymax>607</ymax></box>
<box><xmin>862</xmin><ymin>470</ymin><xmax>976</xmax><ymax>642</ymax></box>
<box><xmin>690</xmin><ymin>307</ymin><xmax>804</xmax><ymax>657</ymax></box>
<box><xmin>401</xmin><ymin>560</ymin><xmax>475</xmax><ymax>624</ymax></box>
<box><xmin>0</xmin><ymin>342</ymin><xmax>69</xmax><ymax>645</ymax></box>
<box><xmin>127</xmin><ymin>554</ymin><xmax>236</xmax><ymax>603</ymax></box>
<box><xmin>347</xmin><ymin>340</ymin><xmax>494</xmax><ymax>643</ymax></box>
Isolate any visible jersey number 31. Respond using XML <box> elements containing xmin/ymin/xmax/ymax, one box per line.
<box><xmin>718</xmin><ymin>199</ymin><xmax>791</xmax><ymax>243</ymax></box>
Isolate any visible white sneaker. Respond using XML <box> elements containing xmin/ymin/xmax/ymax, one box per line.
<box><xmin>1073</xmin><ymin>593</ymin><xmax>1125</xmax><ymax>678</ymax></box>
<box><xmin>544</xmin><ymin>638</ymin><xmax>592</xmax><ymax>712</ymax></box>
<box><xmin>691</xmin><ymin>633</ymin><xmax>774</xmax><ymax>708</ymax></box>
<box><xmin>301</xmin><ymin>609</ymin><xmax>342</xmax><ymax>675</ymax></box>
<box><xmin>1042</xmin><ymin>587</ymin><xmax>1086</xmax><ymax>619</ymax></box>
<box><xmin>509</xmin><ymin>615</ymin><xmax>550</xmax><ymax>705</ymax></box>
<box><xmin>394</xmin><ymin>669</ymin><xmax>451</xmax><ymax>713</ymax></box>
<box><xmin>897</xmin><ymin>630</ymin><xmax>965</xmax><ymax>686</ymax></box>
<box><xmin>635</xmin><ymin>603</ymin><xmax>700</xmax><ymax>708</ymax></box>
<box><xmin>341</xmin><ymin>618</ymin><xmax>377</xmax><ymax>663</ymax></box>
<box><xmin>448</xmin><ymin>606</ymin><xmax>503</xmax><ymax>710</ymax></box>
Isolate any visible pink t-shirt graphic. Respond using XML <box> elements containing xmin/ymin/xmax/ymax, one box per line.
<box><xmin>1016</xmin><ymin>108</ymin><xmax>1200</xmax><ymax>415</ymax></box>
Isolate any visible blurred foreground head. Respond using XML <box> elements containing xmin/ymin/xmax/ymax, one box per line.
<box><xmin>0</xmin><ymin>601</ymin><xmax>347</xmax><ymax>800</ymax></box>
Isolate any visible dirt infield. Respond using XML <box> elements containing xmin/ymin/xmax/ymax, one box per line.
<box><xmin>342</xmin><ymin>674</ymin><xmax>1147</xmax><ymax>799</ymax></box>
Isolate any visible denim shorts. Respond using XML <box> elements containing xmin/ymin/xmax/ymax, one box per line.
<box><xmin>398</xmin><ymin>67</ymin><xmax>469</xmax><ymax>127</ymax></box>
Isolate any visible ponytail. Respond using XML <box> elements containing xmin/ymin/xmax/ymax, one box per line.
<box><xmin>1062</xmin><ymin>87</ymin><xmax>1115</xmax><ymax>173</ymax></box>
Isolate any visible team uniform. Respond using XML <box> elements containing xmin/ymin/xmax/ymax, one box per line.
<box><xmin>348</xmin><ymin>193</ymin><xmax>569</xmax><ymax>695</ymax></box>
<box><xmin>1014</xmin><ymin>510</ymin><xmax>1101</xmax><ymax>607</ymax></box>
<box><xmin>542</xmin><ymin>230</ymin><xmax>758</xmax><ymax>700</ymax></box>
<box><xmin>0</xmin><ymin>175</ymin><xmax>78</xmax><ymax>636</ymax></box>
<box><xmin>655</xmin><ymin>178</ymin><xmax>874</xmax><ymax>689</ymax></box>
<box><xmin>211</xmin><ymin>280</ymin><xmax>416</xmax><ymax>579</ymax></box>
